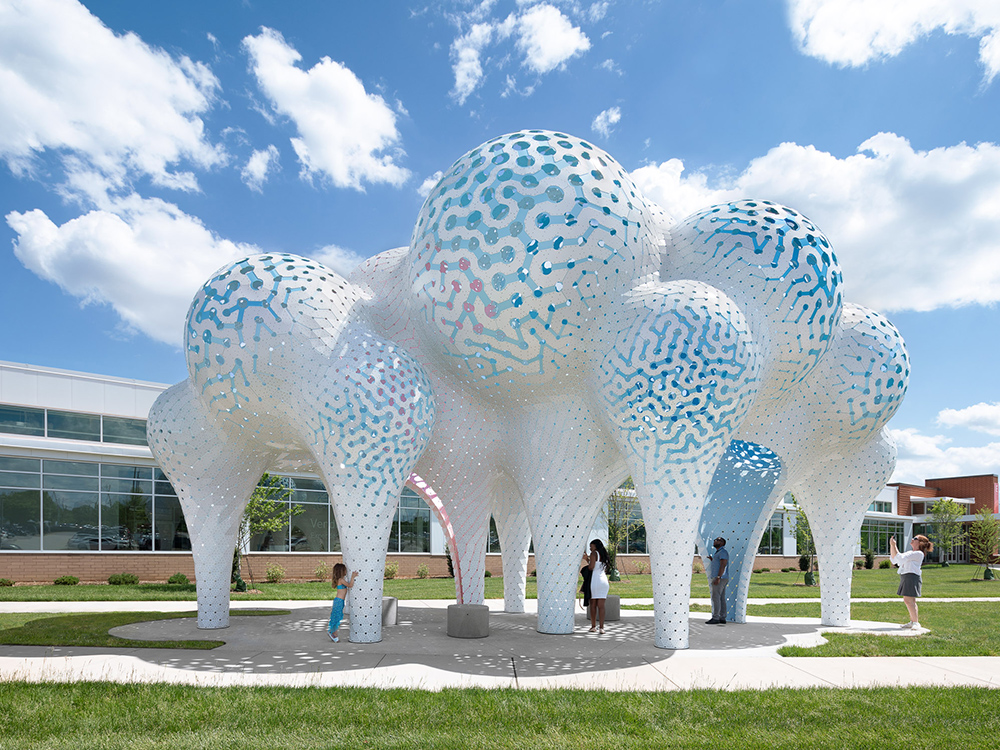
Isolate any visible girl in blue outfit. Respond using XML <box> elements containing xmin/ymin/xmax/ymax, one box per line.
<box><xmin>328</xmin><ymin>563</ymin><xmax>358</xmax><ymax>642</ymax></box>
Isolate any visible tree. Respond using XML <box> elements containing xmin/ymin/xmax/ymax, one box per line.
<box><xmin>788</xmin><ymin>496</ymin><xmax>817</xmax><ymax>585</ymax></box>
<box><xmin>603</xmin><ymin>478</ymin><xmax>641</xmax><ymax>581</ymax></box>
<box><xmin>929</xmin><ymin>498</ymin><xmax>966</xmax><ymax>567</ymax></box>
<box><xmin>232</xmin><ymin>473</ymin><xmax>303</xmax><ymax>590</ymax></box>
<box><xmin>968</xmin><ymin>507</ymin><xmax>1000</xmax><ymax>580</ymax></box>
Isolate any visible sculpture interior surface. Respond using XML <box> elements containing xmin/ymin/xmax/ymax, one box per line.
<box><xmin>147</xmin><ymin>130</ymin><xmax>909</xmax><ymax>648</ymax></box>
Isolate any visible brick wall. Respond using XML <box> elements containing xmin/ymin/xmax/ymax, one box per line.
<box><xmin>1</xmin><ymin>552</ymin><xmax>832</xmax><ymax>583</ymax></box>
<box><xmin>0</xmin><ymin>553</ymin><xmax>197</xmax><ymax>584</ymax></box>
<box><xmin>890</xmin><ymin>483</ymin><xmax>939</xmax><ymax>516</ymax></box>
<box><xmin>928</xmin><ymin>474</ymin><xmax>999</xmax><ymax>514</ymax></box>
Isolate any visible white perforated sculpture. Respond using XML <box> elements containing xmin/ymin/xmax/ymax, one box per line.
<box><xmin>148</xmin><ymin>129</ymin><xmax>908</xmax><ymax>649</ymax></box>
<box><xmin>147</xmin><ymin>256</ymin><xmax>435</xmax><ymax>641</ymax></box>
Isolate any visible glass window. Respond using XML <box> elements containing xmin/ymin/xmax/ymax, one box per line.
<box><xmin>0</xmin><ymin>456</ymin><xmax>40</xmax><ymax>473</ymax></box>
<box><xmin>100</xmin><ymin>477</ymin><xmax>153</xmax><ymax>495</ymax></box>
<box><xmin>102</xmin><ymin>464</ymin><xmax>152</xmax><ymax>480</ymax></box>
<box><xmin>102</xmin><ymin>416</ymin><xmax>148</xmax><ymax>446</ymax></box>
<box><xmin>43</xmin><ymin>490</ymin><xmax>99</xmax><ymax>550</ymax></box>
<box><xmin>46</xmin><ymin>410</ymin><xmax>101</xmax><ymax>442</ymax></box>
<box><xmin>43</xmin><ymin>460</ymin><xmax>99</xmax><ymax>476</ymax></box>
<box><xmin>387</xmin><ymin>512</ymin><xmax>399</xmax><ymax>552</ymax></box>
<box><xmin>0</xmin><ymin>471</ymin><xmax>40</xmax><ymax>489</ymax></box>
<box><xmin>399</xmin><ymin>505</ymin><xmax>430</xmax><ymax>552</ymax></box>
<box><xmin>488</xmin><ymin>516</ymin><xmax>501</xmax><ymax>553</ymax></box>
<box><xmin>1</xmin><ymin>487</ymin><xmax>41</xmax><ymax>550</ymax></box>
<box><xmin>102</xmin><ymin>492</ymin><xmax>152</xmax><ymax>550</ymax></box>
<box><xmin>155</xmin><ymin>495</ymin><xmax>189</xmax><ymax>551</ymax></box>
<box><xmin>0</xmin><ymin>405</ymin><xmax>45</xmax><ymax>436</ymax></box>
<box><xmin>400</xmin><ymin>488</ymin><xmax>424</xmax><ymax>508</ymax></box>
<box><xmin>155</xmin><ymin>480</ymin><xmax>177</xmax><ymax>497</ymax></box>
<box><xmin>292</xmin><ymin>489</ymin><xmax>328</xmax><ymax>505</ymax></box>
<box><xmin>290</xmin><ymin>504</ymin><xmax>329</xmax><ymax>552</ymax></box>
<box><xmin>859</xmin><ymin>519</ymin><xmax>904</xmax><ymax>555</ymax></box>
<box><xmin>43</xmin><ymin>474</ymin><xmax>99</xmax><ymax>492</ymax></box>
<box><xmin>758</xmin><ymin>513</ymin><xmax>784</xmax><ymax>555</ymax></box>
<box><xmin>289</xmin><ymin>477</ymin><xmax>326</xmax><ymax>492</ymax></box>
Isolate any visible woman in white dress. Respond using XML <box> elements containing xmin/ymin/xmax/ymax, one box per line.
<box><xmin>588</xmin><ymin>539</ymin><xmax>611</xmax><ymax>633</ymax></box>
<box><xmin>889</xmin><ymin>534</ymin><xmax>933</xmax><ymax>629</ymax></box>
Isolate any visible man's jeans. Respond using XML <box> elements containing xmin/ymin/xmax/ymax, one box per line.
<box><xmin>710</xmin><ymin>578</ymin><xmax>728</xmax><ymax>621</ymax></box>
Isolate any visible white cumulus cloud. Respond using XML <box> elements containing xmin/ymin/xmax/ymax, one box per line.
<box><xmin>632</xmin><ymin>133</ymin><xmax>1000</xmax><ymax>313</ymax></box>
<box><xmin>936</xmin><ymin>402</ymin><xmax>1000</xmax><ymax>436</ymax></box>
<box><xmin>787</xmin><ymin>0</ymin><xmax>1000</xmax><ymax>83</ymax></box>
<box><xmin>0</xmin><ymin>0</ymin><xmax>224</xmax><ymax>196</ymax></box>
<box><xmin>517</xmin><ymin>4</ymin><xmax>591</xmax><ymax>74</ymax></box>
<box><xmin>591</xmin><ymin>106</ymin><xmax>621</xmax><ymax>138</ymax></box>
<box><xmin>889</xmin><ymin>427</ymin><xmax>1000</xmax><ymax>485</ymax></box>
<box><xmin>6</xmin><ymin>197</ymin><xmax>259</xmax><ymax>346</ymax></box>
<box><xmin>447</xmin><ymin>3</ymin><xmax>590</xmax><ymax>102</ymax></box>
<box><xmin>418</xmin><ymin>170</ymin><xmax>445</xmax><ymax>197</ymax></box>
<box><xmin>450</xmin><ymin>22</ymin><xmax>497</xmax><ymax>105</ymax></box>
<box><xmin>311</xmin><ymin>244</ymin><xmax>369</xmax><ymax>278</ymax></box>
<box><xmin>241</xmin><ymin>145</ymin><xmax>281</xmax><ymax>192</ymax></box>
<box><xmin>243</xmin><ymin>27</ymin><xmax>410</xmax><ymax>190</ymax></box>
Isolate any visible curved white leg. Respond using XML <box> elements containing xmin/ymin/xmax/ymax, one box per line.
<box><xmin>592</xmin><ymin>281</ymin><xmax>759</xmax><ymax>648</ymax></box>
<box><xmin>509</xmin><ymin>397</ymin><xmax>626</xmax><ymax>635</ymax></box>
<box><xmin>698</xmin><ymin>441</ymin><xmax>784</xmax><ymax>623</ymax></box>
<box><xmin>147</xmin><ymin>381</ymin><xmax>269</xmax><ymax>629</ymax></box>
<box><xmin>490</xmin><ymin>476</ymin><xmax>531</xmax><ymax>613</ymax></box>
<box><xmin>304</xmin><ymin>332</ymin><xmax>436</xmax><ymax>643</ymax></box>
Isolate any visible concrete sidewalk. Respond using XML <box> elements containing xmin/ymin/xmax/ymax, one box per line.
<box><xmin>1</xmin><ymin>599</ymin><xmax>997</xmax><ymax>691</ymax></box>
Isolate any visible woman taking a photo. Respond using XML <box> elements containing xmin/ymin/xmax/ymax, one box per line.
<box><xmin>889</xmin><ymin>534</ymin><xmax>933</xmax><ymax>630</ymax></box>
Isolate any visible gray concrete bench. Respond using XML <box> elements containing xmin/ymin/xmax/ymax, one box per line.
<box><xmin>447</xmin><ymin>603</ymin><xmax>489</xmax><ymax>638</ymax></box>
<box><xmin>382</xmin><ymin>596</ymin><xmax>398</xmax><ymax>626</ymax></box>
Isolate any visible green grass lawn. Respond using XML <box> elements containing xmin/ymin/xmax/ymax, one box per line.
<box><xmin>0</xmin><ymin>610</ymin><xmax>286</xmax><ymax>650</ymax></box>
<box><xmin>664</xmin><ymin>600</ymin><xmax>1000</xmax><ymax>657</ymax></box>
<box><xmin>0</xmin><ymin>683</ymin><xmax>997</xmax><ymax>749</ymax></box>
<box><xmin>2</xmin><ymin>564</ymin><xmax>994</xmax><ymax>602</ymax></box>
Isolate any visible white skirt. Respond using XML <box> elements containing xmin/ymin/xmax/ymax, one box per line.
<box><xmin>590</xmin><ymin>563</ymin><xmax>610</xmax><ymax>599</ymax></box>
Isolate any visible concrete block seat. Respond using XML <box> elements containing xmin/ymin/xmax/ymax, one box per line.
<box><xmin>447</xmin><ymin>603</ymin><xmax>490</xmax><ymax>638</ymax></box>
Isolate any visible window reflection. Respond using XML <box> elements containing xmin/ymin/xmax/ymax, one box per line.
<box><xmin>46</xmin><ymin>411</ymin><xmax>101</xmax><ymax>442</ymax></box>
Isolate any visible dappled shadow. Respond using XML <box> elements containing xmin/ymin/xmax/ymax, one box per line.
<box><xmin>70</xmin><ymin>605</ymin><xmax>828</xmax><ymax>680</ymax></box>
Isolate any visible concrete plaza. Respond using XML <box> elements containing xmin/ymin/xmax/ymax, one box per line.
<box><xmin>0</xmin><ymin>598</ymin><xmax>997</xmax><ymax>691</ymax></box>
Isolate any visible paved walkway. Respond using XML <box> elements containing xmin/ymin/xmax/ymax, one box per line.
<box><xmin>1</xmin><ymin>599</ymin><xmax>997</xmax><ymax>691</ymax></box>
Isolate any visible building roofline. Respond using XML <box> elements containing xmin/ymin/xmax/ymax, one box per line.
<box><xmin>0</xmin><ymin>360</ymin><xmax>171</xmax><ymax>390</ymax></box>
<box><xmin>923</xmin><ymin>473</ymin><xmax>998</xmax><ymax>482</ymax></box>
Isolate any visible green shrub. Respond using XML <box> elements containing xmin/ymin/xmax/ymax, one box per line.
<box><xmin>416</xmin><ymin>564</ymin><xmax>429</xmax><ymax>579</ymax></box>
<box><xmin>798</xmin><ymin>554</ymin><xmax>810</xmax><ymax>572</ymax></box>
<box><xmin>265</xmin><ymin>564</ymin><xmax>286</xmax><ymax>584</ymax></box>
<box><xmin>0</xmin><ymin>578</ymin><xmax>13</xmax><ymax>587</ymax></box>
<box><xmin>54</xmin><ymin>575</ymin><xmax>79</xmax><ymax>586</ymax></box>
<box><xmin>108</xmin><ymin>573</ymin><xmax>140</xmax><ymax>586</ymax></box>
<box><xmin>864</xmin><ymin>548</ymin><xmax>875</xmax><ymax>569</ymax></box>
<box><xmin>484</xmin><ymin>570</ymin><xmax>492</xmax><ymax>578</ymax></box>
<box><xmin>854</xmin><ymin>559</ymin><xmax>864</xmax><ymax>569</ymax></box>
<box><xmin>167</xmin><ymin>573</ymin><xmax>189</xmax><ymax>585</ymax></box>
<box><xmin>879</xmin><ymin>559</ymin><xmax>892</xmax><ymax>569</ymax></box>
<box><xmin>781</xmin><ymin>567</ymin><xmax>795</xmax><ymax>573</ymax></box>
<box><xmin>692</xmin><ymin>562</ymin><xmax>704</xmax><ymax>574</ymax></box>
<box><xmin>384</xmin><ymin>561</ymin><xmax>399</xmax><ymax>580</ymax></box>
<box><xmin>313</xmin><ymin>561</ymin><xmax>330</xmax><ymax>581</ymax></box>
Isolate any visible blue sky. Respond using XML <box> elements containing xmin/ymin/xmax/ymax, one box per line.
<box><xmin>1</xmin><ymin>0</ymin><xmax>999</xmax><ymax>484</ymax></box>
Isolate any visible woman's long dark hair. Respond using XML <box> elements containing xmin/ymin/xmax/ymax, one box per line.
<box><xmin>590</xmin><ymin>539</ymin><xmax>610</xmax><ymax>568</ymax></box>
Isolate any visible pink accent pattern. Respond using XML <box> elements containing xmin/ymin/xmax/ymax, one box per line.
<box><xmin>407</xmin><ymin>472</ymin><xmax>464</xmax><ymax>603</ymax></box>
